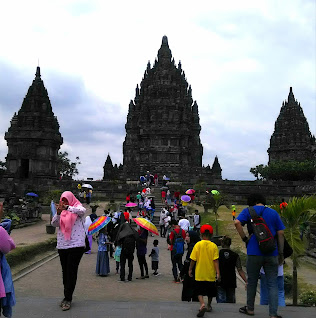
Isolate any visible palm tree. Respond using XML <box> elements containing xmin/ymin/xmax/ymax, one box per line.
<box><xmin>272</xmin><ymin>195</ymin><xmax>316</xmax><ymax>305</ymax></box>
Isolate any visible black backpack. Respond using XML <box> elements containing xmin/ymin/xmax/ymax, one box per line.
<box><xmin>248</xmin><ymin>207</ymin><xmax>276</xmax><ymax>254</ymax></box>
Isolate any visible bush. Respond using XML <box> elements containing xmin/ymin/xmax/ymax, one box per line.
<box><xmin>40</xmin><ymin>189</ymin><xmax>63</xmax><ymax>205</ymax></box>
<box><xmin>299</xmin><ymin>290</ymin><xmax>316</xmax><ymax>306</ymax></box>
<box><xmin>6</xmin><ymin>238</ymin><xmax>57</xmax><ymax>268</ymax></box>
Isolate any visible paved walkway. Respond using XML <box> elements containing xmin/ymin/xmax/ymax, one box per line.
<box><xmin>7</xmin><ymin>208</ymin><xmax>316</xmax><ymax>317</ymax></box>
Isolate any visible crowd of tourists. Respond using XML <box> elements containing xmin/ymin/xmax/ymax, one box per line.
<box><xmin>0</xmin><ymin>179</ymin><xmax>287</xmax><ymax>318</ymax></box>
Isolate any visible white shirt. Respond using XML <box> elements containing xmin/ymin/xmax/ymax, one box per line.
<box><xmin>178</xmin><ymin>218</ymin><xmax>190</xmax><ymax>231</ymax></box>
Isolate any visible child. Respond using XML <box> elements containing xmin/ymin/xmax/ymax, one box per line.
<box><xmin>96</xmin><ymin>226</ymin><xmax>111</xmax><ymax>277</ymax></box>
<box><xmin>149</xmin><ymin>239</ymin><xmax>160</xmax><ymax>276</ymax></box>
<box><xmin>114</xmin><ymin>245</ymin><xmax>122</xmax><ymax>275</ymax></box>
<box><xmin>189</xmin><ymin>224</ymin><xmax>220</xmax><ymax>317</ymax></box>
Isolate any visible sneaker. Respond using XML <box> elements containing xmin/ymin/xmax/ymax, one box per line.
<box><xmin>153</xmin><ymin>273</ymin><xmax>161</xmax><ymax>276</ymax></box>
<box><xmin>118</xmin><ymin>279</ymin><xmax>126</xmax><ymax>282</ymax></box>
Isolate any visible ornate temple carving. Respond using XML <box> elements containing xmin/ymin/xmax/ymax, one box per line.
<box><xmin>4</xmin><ymin>67</ymin><xmax>63</xmax><ymax>179</ymax></box>
<box><xmin>268</xmin><ymin>87</ymin><xmax>315</xmax><ymax>163</ymax></box>
<box><xmin>121</xmin><ymin>36</ymin><xmax>209</xmax><ymax>181</ymax></box>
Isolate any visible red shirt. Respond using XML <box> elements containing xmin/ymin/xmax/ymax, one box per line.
<box><xmin>161</xmin><ymin>191</ymin><xmax>166</xmax><ymax>198</ymax></box>
<box><xmin>169</xmin><ymin>226</ymin><xmax>186</xmax><ymax>251</ymax></box>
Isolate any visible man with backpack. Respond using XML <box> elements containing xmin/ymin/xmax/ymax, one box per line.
<box><xmin>168</xmin><ymin>220</ymin><xmax>186</xmax><ymax>283</ymax></box>
<box><xmin>234</xmin><ymin>193</ymin><xmax>285</xmax><ymax>318</ymax></box>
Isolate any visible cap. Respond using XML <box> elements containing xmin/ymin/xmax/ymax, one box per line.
<box><xmin>200</xmin><ymin>224</ymin><xmax>213</xmax><ymax>234</ymax></box>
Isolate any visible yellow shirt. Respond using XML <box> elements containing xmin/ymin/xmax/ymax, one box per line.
<box><xmin>190</xmin><ymin>240</ymin><xmax>219</xmax><ymax>282</ymax></box>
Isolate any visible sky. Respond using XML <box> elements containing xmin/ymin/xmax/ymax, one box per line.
<box><xmin>0</xmin><ymin>0</ymin><xmax>315</xmax><ymax>181</ymax></box>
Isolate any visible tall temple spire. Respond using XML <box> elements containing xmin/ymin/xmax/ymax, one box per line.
<box><xmin>268</xmin><ymin>87</ymin><xmax>315</xmax><ymax>163</ymax></box>
<box><xmin>4</xmin><ymin>67</ymin><xmax>63</xmax><ymax>180</ymax></box>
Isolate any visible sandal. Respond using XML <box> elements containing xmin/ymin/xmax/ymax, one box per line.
<box><xmin>197</xmin><ymin>306</ymin><xmax>207</xmax><ymax>317</ymax></box>
<box><xmin>239</xmin><ymin>306</ymin><xmax>254</xmax><ymax>316</ymax></box>
<box><xmin>61</xmin><ymin>301</ymin><xmax>71</xmax><ymax>311</ymax></box>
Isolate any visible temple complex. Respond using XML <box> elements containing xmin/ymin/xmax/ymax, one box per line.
<box><xmin>4</xmin><ymin>67</ymin><xmax>63</xmax><ymax>180</ymax></box>
<box><xmin>268</xmin><ymin>87</ymin><xmax>315</xmax><ymax>163</ymax></box>
<box><xmin>108</xmin><ymin>36</ymin><xmax>220</xmax><ymax>182</ymax></box>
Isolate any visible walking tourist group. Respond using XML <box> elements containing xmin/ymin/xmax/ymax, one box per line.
<box><xmin>0</xmin><ymin>173</ymin><xmax>287</xmax><ymax>318</ymax></box>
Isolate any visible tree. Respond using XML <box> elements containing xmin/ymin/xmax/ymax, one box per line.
<box><xmin>250</xmin><ymin>160</ymin><xmax>315</xmax><ymax>181</ymax></box>
<box><xmin>271</xmin><ymin>196</ymin><xmax>316</xmax><ymax>305</ymax></box>
<box><xmin>57</xmin><ymin>151</ymin><xmax>81</xmax><ymax>179</ymax></box>
<box><xmin>0</xmin><ymin>160</ymin><xmax>6</xmax><ymax>178</ymax></box>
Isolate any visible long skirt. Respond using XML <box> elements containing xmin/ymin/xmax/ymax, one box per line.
<box><xmin>96</xmin><ymin>251</ymin><xmax>110</xmax><ymax>276</ymax></box>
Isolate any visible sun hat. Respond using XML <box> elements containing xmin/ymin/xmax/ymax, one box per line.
<box><xmin>200</xmin><ymin>224</ymin><xmax>213</xmax><ymax>234</ymax></box>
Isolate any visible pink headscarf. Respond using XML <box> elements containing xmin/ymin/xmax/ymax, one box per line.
<box><xmin>59</xmin><ymin>191</ymin><xmax>82</xmax><ymax>240</ymax></box>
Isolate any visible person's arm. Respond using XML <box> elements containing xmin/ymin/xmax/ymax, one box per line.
<box><xmin>277</xmin><ymin>229</ymin><xmax>285</xmax><ymax>265</ymax></box>
<box><xmin>0</xmin><ymin>227</ymin><xmax>15</xmax><ymax>254</ymax></box>
<box><xmin>234</xmin><ymin>219</ymin><xmax>249</xmax><ymax>244</ymax></box>
<box><xmin>68</xmin><ymin>204</ymin><xmax>86</xmax><ymax>217</ymax></box>
<box><xmin>213</xmin><ymin>259</ymin><xmax>220</xmax><ymax>281</ymax></box>
<box><xmin>188</xmin><ymin>259</ymin><xmax>196</xmax><ymax>277</ymax></box>
<box><xmin>236</xmin><ymin>255</ymin><xmax>247</xmax><ymax>284</ymax></box>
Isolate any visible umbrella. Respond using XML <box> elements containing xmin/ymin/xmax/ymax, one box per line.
<box><xmin>133</xmin><ymin>217</ymin><xmax>159</xmax><ymax>235</ymax></box>
<box><xmin>26</xmin><ymin>192</ymin><xmax>38</xmax><ymax>197</ymax></box>
<box><xmin>185</xmin><ymin>189</ymin><xmax>195</xmax><ymax>195</ymax></box>
<box><xmin>211</xmin><ymin>190</ymin><xmax>219</xmax><ymax>195</ymax></box>
<box><xmin>125</xmin><ymin>202</ymin><xmax>137</xmax><ymax>207</ymax></box>
<box><xmin>181</xmin><ymin>195</ymin><xmax>191</xmax><ymax>202</ymax></box>
<box><xmin>160</xmin><ymin>186</ymin><xmax>168</xmax><ymax>190</ymax></box>
<box><xmin>82</xmin><ymin>184</ymin><xmax>93</xmax><ymax>189</ymax></box>
<box><xmin>50</xmin><ymin>200</ymin><xmax>57</xmax><ymax>217</ymax></box>
<box><xmin>140</xmin><ymin>176</ymin><xmax>146</xmax><ymax>182</ymax></box>
<box><xmin>88</xmin><ymin>216</ymin><xmax>111</xmax><ymax>235</ymax></box>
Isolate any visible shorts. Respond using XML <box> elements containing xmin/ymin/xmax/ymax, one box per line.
<box><xmin>195</xmin><ymin>281</ymin><xmax>217</xmax><ymax>298</ymax></box>
<box><xmin>152</xmin><ymin>261</ymin><xmax>158</xmax><ymax>271</ymax></box>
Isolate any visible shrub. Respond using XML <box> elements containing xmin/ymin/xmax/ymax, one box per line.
<box><xmin>40</xmin><ymin>189</ymin><xmax>63</xmax><ymax>205</ymax></box>
<box><xmin>299</xmin><ymin>290</ymin><xmax>316</xmax><ymax>306</ymax></box>
<box><xmin>6</xmin><ymin>238</ymin><xmax>57</xmax><ymax>268</ymax></box>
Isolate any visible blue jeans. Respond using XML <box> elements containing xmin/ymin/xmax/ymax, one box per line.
<box><xmin>260</xmin><ymin>275</ymin><xmax>286</xmax><ymax>306</ymax></box>
<box><xmin>217</xmin><ymin>286</ymin><xmax>236</xmax><ymax>303</ymax></box>
<box><xmin>246</xmin><ymin>255</ymin><xmax>278</xmax><ymax>317</ymax></box>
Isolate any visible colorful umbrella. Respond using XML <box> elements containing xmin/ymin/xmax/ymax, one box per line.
<box><xmin>88</xmin><ymin>216</ymin><xmax>111</xmax><ymax>235</ymax></box>
<box><xmin>26</xmin><ymin>192</ymin><xmax>38</xmax><ymax>197</ymax></box>
<box><xmin>185</xmin><ymin>189</ymin><xmax>195</xmax><ymax>194</ymax></box>
<box><xmin>181</xmin><ymin>195</ymin><xmax>191</xmax><ymax>202</ymax></box>
<box><xmin>133</xmin><ymin>217</ymin><xmax>159</xmax><ymax>235</ymax></box>
<box><xmin>125</xmin><ymin>202</ymin><xmax>137</xmax><ymax>207</ymax></box>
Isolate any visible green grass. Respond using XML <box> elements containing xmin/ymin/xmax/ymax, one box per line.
<box><xmin>6</xmin><ymin>238</ymin><xmax>57</xmax><ymax>268</ymax></box>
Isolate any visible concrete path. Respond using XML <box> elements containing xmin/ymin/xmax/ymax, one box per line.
<box><xmin>8</xmin><ymin>209</ymin><xmax>315</xmax><ymax>317</ymax></box>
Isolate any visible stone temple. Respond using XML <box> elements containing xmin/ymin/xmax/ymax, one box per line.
<box><xmin>4</xmin><ymin>67</ymin><xmax>63</xmax><ymax>180</ymax></box>
<box><xmin>268</xmin><ymin>87</ymin><xmax>315</xmax><ymax>163</ymax></box>
<box><xmin>104</xmin><ymin>36</ymin><xmax>221</xmax><ymax>182</ymax></box>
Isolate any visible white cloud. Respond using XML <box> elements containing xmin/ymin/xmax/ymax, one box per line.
<box><xmin>0</xmin><ymin>0</ymin><xmax>315</xmax><ymax>181</ymax></box>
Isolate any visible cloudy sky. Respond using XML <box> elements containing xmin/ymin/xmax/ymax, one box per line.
<box><xmin>0</xmin><ymin>0</ymin><xmax>315</xmax><ymax>181</ymax></box>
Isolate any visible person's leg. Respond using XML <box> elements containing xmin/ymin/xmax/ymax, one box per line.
<box><xmin>86</xmin><ymin>235</ymin><xmax>93</xmax><ymax>254</ymax></box>
<box><xmin>171</xmin><ymin>251</ymin><xmax>178</xmax><ymax>281</ymax></box>
<box><xmin>198</xmin><ymin>295</ymin><xmax>205</xmax><ymax>309</ymax></box>
<box><xmin>120</xmin><ymin>252</ymin><xmax>127</xmax><ymax>281</ymax></box>
<box><xmin>216</xmin><ymin>286</ymin><xmax>227</xmax><ymax>303</ymax></box>
<box><xmin>226</xmin><ymin>288</ymin><xmax>236</xmax><ymax>303</ymax></box>
<box><xmin>176</xmin><ymin>254</ymin><xmax>183</xmax><ymax>276</ymax></box>
<box><xmin>127</xmin><ymin>254</ymin><xmax>134</xmax><ymax>280</ymax></box>
<box><xmin>260</xmin><ymin>273</ymin><xmax>269</xmax><ymax>305</ymax></box>
<box><xmin>137</xmin><ymin>255</ymin><xmax>145</xmax><ymax>277</ymax></box>
<box><xmin>277</xmin><ymin>275</ymin><xmax>286</xmax><ymax>306</ymax></box>
<box><xmin>246</xmin><ymin>255</ymin><xmax>263</xmax><ymax>314</ymax></box>
<box><xmin>143</xmin><ymin>255</ymin><xmax>149</xmax><ymax>276</ymax></box>
<box><xmin>63</xmin><ymin>247</ymin><xmax>84</xmax><ymax>302</ymax></box>
<box><xmin>263</xmin><ymin>256</ymin><xmax>279</xmax><ymax>317</ymax></box>
<box><xmin>58</xmin><ymin>249</ymin><xmax>68</xmax><ymax>300</ymax></box>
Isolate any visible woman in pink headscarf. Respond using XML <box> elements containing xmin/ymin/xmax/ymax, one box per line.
<box><xmin>51</xmin><ymin>191</ymin><xmax>86</xmax><ymax>312</ymax></box>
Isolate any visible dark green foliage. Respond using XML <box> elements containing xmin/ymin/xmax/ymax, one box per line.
<box><xmin>6</xmin><ymin>238</ymin><xmax>57</xmax><ymax>268</ymax></box>
<box><xmin>250</xmin><ymin>160</ymin><xmax>315</xmax><ymax>181</ymax></box>
<box><xmin>40</xmin><ymin>189</ymin><xmax>63</xmax><ymax>206</ymax></box>
<box><xmin>57</xmin><ymin>151</ymin><xmax>81</xmax><ymax>179</ymax></box>
<box><xmin>0</xmin><ymin>160</ymin><xmax>6</xmax><ymax>178</ymax></box>
<box><xmin>299</xmin><ymin>290</ymin><xmax>316</xmax><ymax>306</ymax></box>
<box><xmin>284</xmin><ymin>273</ymin><xmax>293</xmax><ymax>295</ymax></box>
